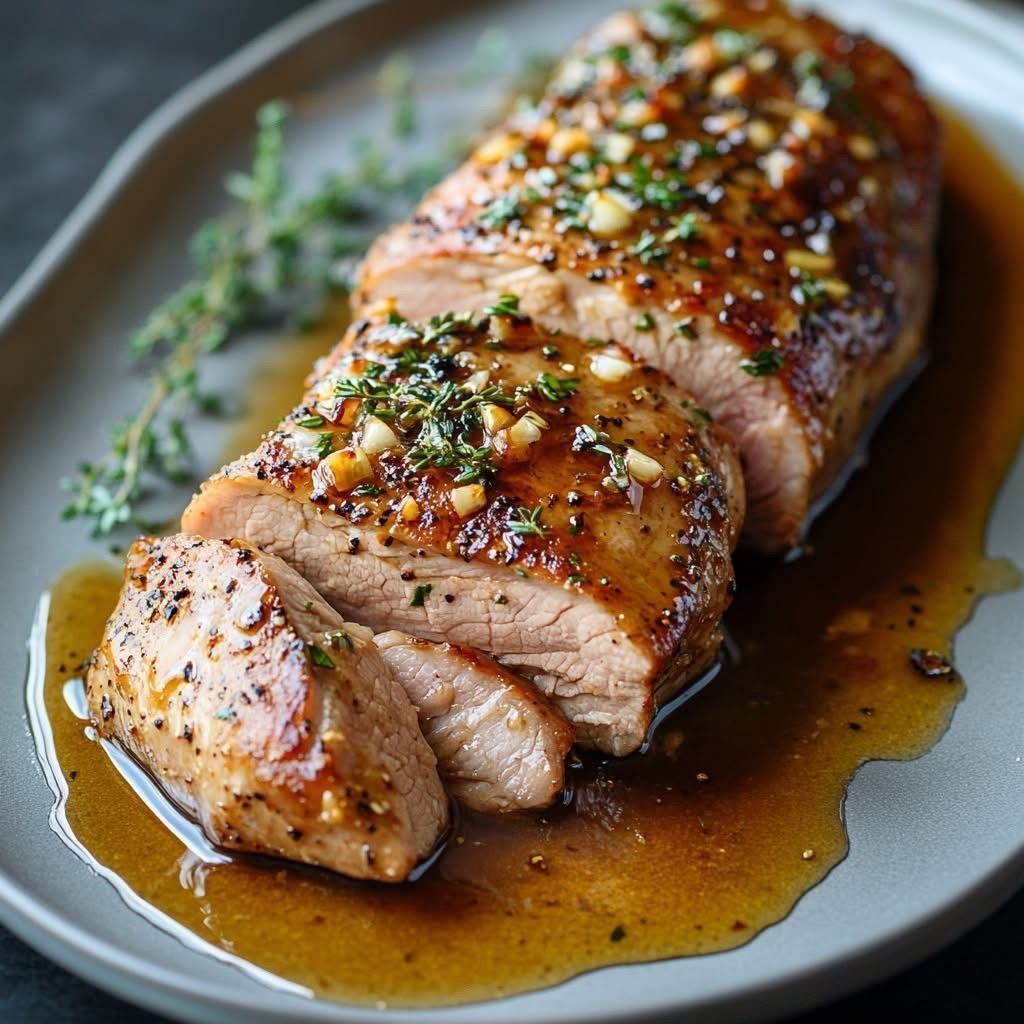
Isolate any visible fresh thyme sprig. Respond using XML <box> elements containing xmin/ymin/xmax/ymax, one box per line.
<box><xmin>62</xmin><ymin>98</ymin><xmax>450</xmax><ymax>536</ymax></box>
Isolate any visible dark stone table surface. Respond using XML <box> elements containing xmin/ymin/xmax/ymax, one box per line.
<box><xmin>0</xmin><ymin>1</ymin><xmax>1021</xmax><ymax>1021</ymax></box>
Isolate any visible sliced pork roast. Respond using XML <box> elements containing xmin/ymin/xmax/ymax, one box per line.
<box><xmin>184</xmin><ymin>301</ymin><xmax>743</xmax><ymax>755</ymax></box>
<box><xmin>359</xmin><ymin>0</ymin><xmax>941</xmax><ymax>552</ymax></box>
<box><xmin>376</xmin><ymin>631</ymin><xmax>573</xmax><ymax>811</ymax></box>
<box><xmin>86</xmin><ymin>534</ymin><xmax>449</xmax><ymax>881</ymax></box>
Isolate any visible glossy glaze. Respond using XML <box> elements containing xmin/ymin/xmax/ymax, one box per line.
<box><xmin>36</xmin><ymin>114</ymin><xmax>1022</xmax><ymax>1008</ymax></box>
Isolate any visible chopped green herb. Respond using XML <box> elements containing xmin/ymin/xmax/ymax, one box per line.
<box><xmin>314</xmin><ymin>432</ymin><xmax>335</xmax><ymax>459</ymax></box>
<box><xmin>352</xmin><ymin>483</ymin><xmax>383</xmax><ymax>497</ymax></box>
<box><xmin>585</xmin><ymin>337</ymin><xmax>610</xmax><ymax>348</ymax></box>
<box><xmin>568</xmin><ymin>573</ymin><xmax>586</xmax><ymax>586</ymax></box>
<box><xmin>295</xmin><ymin>414</ymin><xmax>326</xmax><ymax>428</ymax></box>
<box><xmin>739</xmin><ymin>347</ymin><xmax>785</xmax><ymax>377</ymax></box>
<box><xmin>681</xmin><ymin>398</ymin><xmax>713</xmax><ymax>424</ymax></box>
<box><xmin>630</xmin><ymin>231</ymin><xmax>671</xmax><ymax>264</ymax></box>
<box><xmin>713</xmin><ymin>28</ymin><xmax>759</xmax><ymax>62</ymax></box>
<box><xmin>572</xmin><ymin>424</ymin><xmax>629</xmax><ymax>491</ymax></box>
<box><xmin>664</xmin><ymin>211</ymin><xmax>701</xmax><ymax>242</ymax></box>
<box><xmin>676</xmin><ymin>319</ymin><xmax>697</xmax><ymax>340</ymax></box>
<box><xmin>308</xmin><ymin>643</ymin><xmax>336</xmax><ymax>669</ymax></box>
<box><xmin>533</xmin><ymin>372</ymin><xmax>580</xmax><ymax>402</ymax></box>
<box><xmin>692</xmin><ymin>256</ymin><xmax>712</xmax><ymax>271</ymax></box>
<box><xmin>484</xmin><ymin>293</ymin><xmax>522</xmax><ymax>317</ymax></box>
<box><xmin>635</xmin><ymin>313</ymin><xmax>656</xmax><ymax>331</ymax></box>
<box><xmin>507</xmin><ymin>504</ymin><xmax>548</xmax><ymax>537</ymax></box>
<box><xmin>410</xmin><ymin>583</ymin><xmax>433</xmax><ymax>607</ymax></box>
<box><xmin>542</xmin><ymin>345</ymin><xmax>560</xmax><ymax>360</ymax></box>
<box><xmin>479</xmin><ymin>190</ymin><xmax>529</xmax><ymax>227</ymax></box>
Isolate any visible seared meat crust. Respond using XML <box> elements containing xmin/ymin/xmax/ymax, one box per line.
<box><xmin>184</xmin><ymin>303</ymin><xmax>743</xmax><ymax>754</ymax></box>
<box><xmin>86</xmin><ymin>534</ymin><xmax>449</xmax><ymax>881</ymax></box>
<box><xmin>360</xmin><ymin>0</ymin><xmax>941</xmax><ymax>551</ymax></box>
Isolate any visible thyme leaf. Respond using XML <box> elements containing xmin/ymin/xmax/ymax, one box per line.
<box><xmin>507</xmin><ymin>504</ymin><xmax>548</xmax><ymax>537</ymax></box>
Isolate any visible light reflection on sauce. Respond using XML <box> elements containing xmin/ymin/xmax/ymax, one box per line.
<box><xmin>29</xmin><ymin>115</ymin><xmax>1023</xmax><ymax>1008</ymax></box>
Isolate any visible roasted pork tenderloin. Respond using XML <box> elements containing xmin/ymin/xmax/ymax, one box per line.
<box><xmin>86</xmin><ymin>534</ymin><xmax>449</xmax><ymax>881</ymax></box>
<box><xmin>359</xmin><ymin>0</ymin><xmax>941</xmax><ymax>552</ymax></box>
<box><xmin>376</xmin><ymin>631</ymin><xmax>573</xmax><ymax>811</ymax></box>
<box><xmin>184</xmin><ymin>301</ymin><xmax>744</xmax><ymax>755</ymax></box>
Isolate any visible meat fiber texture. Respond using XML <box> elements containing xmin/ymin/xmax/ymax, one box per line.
<box><xmin>184</xmin><ymin>301</ymin><xmax>743</xmax><ymax>755</ymax></box>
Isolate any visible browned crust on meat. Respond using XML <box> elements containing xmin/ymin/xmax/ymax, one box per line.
<box><xmin>87</xmin><ymin>534</ymin><xmax>447</xmax><ymax>880</ymax></box>
<box><xmin>193</xmin><ymin>303</ymin><xmax>742</xmax><ymax>673</ymax></box>
<box><xmin>360</xmin><ymin>0</ymin><xmax>941</xmax><ymax>549</ymax></box>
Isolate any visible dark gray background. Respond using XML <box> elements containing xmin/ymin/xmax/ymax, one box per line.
<box><xmin>0</xmin><ymin>0</ymin><xmax>1021</xmax><ymax>1021</ymax></box>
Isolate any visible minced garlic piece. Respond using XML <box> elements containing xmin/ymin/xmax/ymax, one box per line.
<box><xmin>321</xmin><ymin>447</ymin><xmax>372</xmax><ymax>491</ymax></box>
<box><xmin>625</xmin><ymin>448</ymin><xmax>664</xmax><ymax>483</ymax></box>
<box><xmin>451</xmin><ymin>484</ymin><xmax>487</xmax><ymax>519</ymax></box>
<box><xmin>584</xmin><ymin>189</ymin><xmax>634</xmax><ymax>237</ymax></box>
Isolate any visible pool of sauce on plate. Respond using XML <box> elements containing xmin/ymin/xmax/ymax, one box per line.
<box><xmin>33</xmin><ymin>115</ymin><xmax>1023</xmax><ymax>1007</ymax></box>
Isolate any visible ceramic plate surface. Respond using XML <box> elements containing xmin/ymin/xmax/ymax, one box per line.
<box><xmin>1</xmin><ymin>1</ymin><xmax>1022</xmax><ymax>1022</ymax></box>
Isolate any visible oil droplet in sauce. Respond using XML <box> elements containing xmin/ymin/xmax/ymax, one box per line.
<box><xmin>30</xmin><ymin>116</ymin><xmax>1023</xmax><ymax>1008</ymax></box>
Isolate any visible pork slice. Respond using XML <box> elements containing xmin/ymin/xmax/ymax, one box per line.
<box><xmin>359</xmin><ymin>1</ymin><xmax>941</xmax><ymax>553</ymax></box>
<box><xmin>184</xmin><ymin>303</ymin><xmax>743</xmax><ymax>755</ymax></box>
<box><xmin>86</xmin><ymin>534</ymin><xmax>449</xmax><ymax>881</ymax></box>
<box><xmin>374</xmin><ymin>631</ymin><xmax>573</xmax><ymax>812</ymax></box>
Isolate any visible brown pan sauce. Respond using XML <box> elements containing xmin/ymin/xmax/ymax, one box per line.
<box><xmin>36</xmin><ymin>114</ymin><xmax>1023</xmax><ymax>1007</ymax></box>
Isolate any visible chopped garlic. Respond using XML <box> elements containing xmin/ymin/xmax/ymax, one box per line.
<box><xmin>360</xmin><ymin>416</ymin><xmax>399</xmax><ymax>455</ymax></box>
<box><xmin>464</xmin><ymin>369</ymin><xmax>491</xmax><ymax>393</ymax></box>
<box><xmin>584</xmin><ymin>189</ymin><xmax>634</xmax><ymax>237</ymax></box>
<box><xmin>625</xmin><ymin>448</ymin><xmax>664</xmax><ymax>483</ymax></box>
<box><xmin>821</xmin><ymin>277</ymin><xmax>851</xmax><ymax>300</ymax></box>
<box><xmin>710</xmin><ymin>65</ymin><xmax>749</xmax><ymax>98</ymax></box>
<box><xmin>746</xmin><ymin>118</ymin><xmax>776</xmax><ymax>150</ymax></box>
<box><xmin>784</xmin><ymin>249</ymin><xmax>835</xmax><ymax>274</ymax></box>
<box><xmin>703</xmin><ymin>110</ymin><xmax>747</xmax><ymax>135</ymax></box>
<box><xmin>762</xmin><ymin>148</ymin><xmax>797</xmax><ymax>189</ymax></box>
<box><xmin>482</xmin><ymin>403</ymin><xmax>516</xmax><ymax>433</ymax></box>
<box><xmin>790</xmin><ymin>109</ymin><xmax>834</xmax><ymax>139</ymax></box>
<box><xmin>548</xmin><ymin>126</ymin><xmax>590</xmax><ymax>159</ymax></box>
<box><xmin>747</xmin><ymin>47</ymin><xmax>777</xmax><ymax>73</ymax></box>
<box><xmin>590</xmin><ymin>351</ymin><xmax>634</xmax><ymax>382</ymax></box>
<box><xmin>321</xmin><ymin>447</ymin><xmax>372</xmax><ymax>492</ymax></box>
<box><xmin>683</xmin><ymin>36</ymin><xmax>718</xmax><ymax>73</ymax></box>
<box><xmin>399</xmin><ymin>495</ymin><xmax>420</xmax><ymax>522</ymax></box>
<box><xmin>602</xmin><ymin>132</ymin><xmax>635</xmax><ymax>163</ymax></box>
<box><xmin>451</xmin><ymin>484</ymin><xmax>487</xmax><ymax>519</ymax></box>
<box><xmin>508</xmin><ymin>415</ymin><xmax>543</xmax><ymax>447</ymax></box>
<box><xmin>619</xmin><ymin>99</ymin><xmax>658</xmax><ymax>127</ymax></box>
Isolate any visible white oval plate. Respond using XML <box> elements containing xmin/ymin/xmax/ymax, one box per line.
<box><xmin>0</xmin><ymin>1</ymin><xmax>1022</xmax><ymax>1021</ymax></box>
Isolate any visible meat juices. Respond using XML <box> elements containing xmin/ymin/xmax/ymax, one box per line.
<box><xmin>184</xmin><ymin>302</ymin><xmax>744</xmax><ymax>755</ymax></box>
<box><xmin>360</xmin><ymin>0</ymin><xmax>941</xmax><ymax>552</ymax></box>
